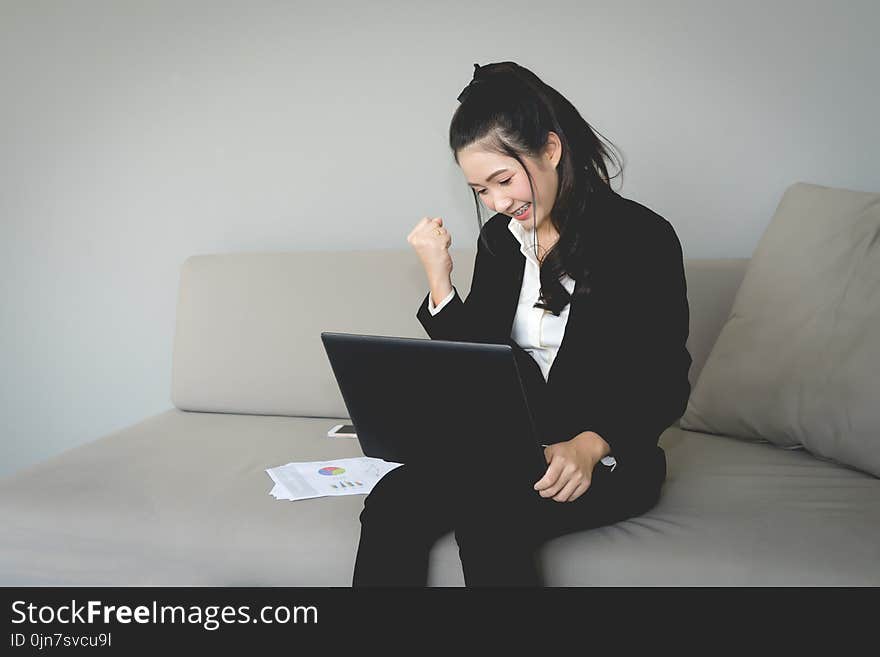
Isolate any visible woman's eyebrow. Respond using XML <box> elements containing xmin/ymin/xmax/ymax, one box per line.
<box><xmin>467</xmin><ymin>169</ymin><xmax>509</xmax><ymax>187</ymax></box>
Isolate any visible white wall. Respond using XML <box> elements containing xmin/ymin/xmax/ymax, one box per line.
<box><xmin>2</xmin><ymin>0</ymin><xmax>878</xmax><ymax>477</ymax></box>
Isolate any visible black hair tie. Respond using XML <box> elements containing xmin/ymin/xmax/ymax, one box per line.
<box><xmin>456</xmin><ymin>62</ymin><xmax>485</xmax><ymax>103</ymax></box>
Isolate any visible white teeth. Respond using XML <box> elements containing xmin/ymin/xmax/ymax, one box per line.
<box><xmin>514</xmin><ymin>203</ymin><xmax>530</xmax><ymax>216</ymax></box>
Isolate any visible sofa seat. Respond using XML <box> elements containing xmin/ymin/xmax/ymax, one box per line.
<box><xmin>2</xmin><ymin>408</ymin><xmax>878</xmax><ymax>586</ymax></box>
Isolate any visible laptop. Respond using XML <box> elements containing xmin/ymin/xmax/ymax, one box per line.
<box><xmin>320</xmin><ymin>332</ymin><xmax>549</xmax><ymax>483</ymax></box>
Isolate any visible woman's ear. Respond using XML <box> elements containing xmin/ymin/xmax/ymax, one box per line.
<box><xmin>545</xmin><ymin>132</ymin><xmax>563</xmax><ymax>167</ymax></box>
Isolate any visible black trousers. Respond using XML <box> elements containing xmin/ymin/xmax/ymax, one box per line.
<box><xmin>352</xmin><ymin>454</ymin><xmax>663</xmax><ymax>587</ymax></box>
<box><xmin>352</xmin><ymin>345</ymin><xmax>666</xmax><ymax>587</ymax></box>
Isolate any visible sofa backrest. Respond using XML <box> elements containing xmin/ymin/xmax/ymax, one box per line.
<box><xmin>171</xmin><ymin>249</ymin><xmax>748</xmax><ymax>418</ymax></box>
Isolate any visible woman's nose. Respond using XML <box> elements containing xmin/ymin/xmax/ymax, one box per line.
<box><xmin>492</xmin><ymin>193</ymin><xmax>513</xmax><ymax>212</ymax></box>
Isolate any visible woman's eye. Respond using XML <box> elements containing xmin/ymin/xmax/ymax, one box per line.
<box><xmin>477</xmin><ymin>178</ymin><xmax>513</xmax><ymax>195</ymax></box>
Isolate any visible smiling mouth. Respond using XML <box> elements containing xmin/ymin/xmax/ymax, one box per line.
<box><xmin>512</xmin><ymin>203</ymin><xmax>530</xmax><ymax>216</ymax></box>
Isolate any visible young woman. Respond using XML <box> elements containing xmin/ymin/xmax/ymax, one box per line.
<box><xmin>353</xmin><ymin>61</ymin><xmax>692</xmax><ymax>587</ymax></box>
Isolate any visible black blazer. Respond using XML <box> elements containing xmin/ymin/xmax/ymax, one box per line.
<box><xmin>416</xmin><ymin>188</ymin><xmax>692</xmax><ymax>481</ymax></box>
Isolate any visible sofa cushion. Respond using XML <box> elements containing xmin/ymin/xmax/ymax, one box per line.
<box><xmin>680</xmin><ymin>182</ymin><xmax>880</xmax><ymax>477</ymax></box>
<box><xmin>1</xmin><ymin>409</ymin><xmax>878</xmax><ymax>586</ymax></box>
<box><xmin>0</xmin><ymin>410</ymin><xmax>366</xmax><ymax>586</ymax></box>
<box><xmin>171</xmin><ymin>250</ymin><xmax>433</xmax><ymax>418</ymax></box>
<box><xmin>532</xmin><ymin>426</ymin><xmax>880</xmax><ymax>586</ymax></box>
<box><xmin>171</xmin><ymin>250</ymin><xmax>746</xmax><ymax>422</ymax></box>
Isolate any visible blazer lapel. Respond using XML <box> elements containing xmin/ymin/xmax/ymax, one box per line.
<box><xmin>495</xmin><ymin>238</ymin><xmax>588</xmax><ymax>387</ymax></box>
<box><xmin>500</xmin><ymin>251</ymin><xmax>526</xmax><ymax>339</ymax></box>
<box><xmin>546</xmin><ymin>276</ymin><xmax>588</xmax><ymax>386</ymax></box>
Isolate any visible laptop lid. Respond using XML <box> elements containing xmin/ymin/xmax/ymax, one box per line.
<box><xmin>320</xmin><ymin>332</ymin><xmax>547</xmax><ymax>483</ymax></box>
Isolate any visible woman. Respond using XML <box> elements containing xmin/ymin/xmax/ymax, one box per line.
<box><xmin>353</xmin><ymin>61</ymin><xmax>692</xmax><ymax>587</ymax></box>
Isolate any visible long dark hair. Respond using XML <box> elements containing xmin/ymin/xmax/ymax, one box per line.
<box><xmin>450</xmin><ymin>61</ymin><xmax>624</xmax><ymax>316</ymax></box>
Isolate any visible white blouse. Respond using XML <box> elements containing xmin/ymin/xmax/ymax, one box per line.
<box><xmin>427</xmin><ymin>218</ymin><xmax>616</xmax><ymax>469</ymax></box>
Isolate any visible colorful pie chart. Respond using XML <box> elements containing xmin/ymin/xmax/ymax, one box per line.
<box><xmin>318</xmin><ymin>466</ymin><xmax>345</xmax><ymax>476</ymax></box>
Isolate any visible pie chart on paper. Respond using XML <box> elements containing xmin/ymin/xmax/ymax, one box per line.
<box><xmin>318</xmin><ymin>466</ymin><xmax>346</xmax><ymax>476</ymax></box>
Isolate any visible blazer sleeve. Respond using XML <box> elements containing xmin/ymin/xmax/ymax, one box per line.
<box><xmin>575</xmin><ymin>218</ymin><xmax>693</xmax><ymax>467</ymax></box>
<box><xmin>426</xmin><ymin>287</ymin><xmax>456</xmax><ymax>315</ymax></box>
<box><xmin>415</xmin><ymin>227</ymin><xmax>506</xmax><ymax>344</ymax></box>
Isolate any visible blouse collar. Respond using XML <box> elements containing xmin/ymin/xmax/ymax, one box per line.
<box><xmin>507</xmin><ymin>217</ymin><xmax>541</xmax><ymax>264</ymax></box>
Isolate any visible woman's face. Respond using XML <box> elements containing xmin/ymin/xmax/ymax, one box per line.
<box><xmin>457</xmin><ymin>132</ymin><xmax>562</xmax><ymax>233</ymax></box>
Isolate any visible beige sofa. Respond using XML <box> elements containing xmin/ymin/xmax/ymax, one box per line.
<box><xmin>2</xmin><ymin>201</ymin><xmax>879</xmax><ymax>585</ymax></box>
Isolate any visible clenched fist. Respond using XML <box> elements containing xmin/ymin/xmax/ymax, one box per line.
<box><xmin>407</xmin><ymin>216</ymin><xmax>453</xmax><ymax>283</ymax></box>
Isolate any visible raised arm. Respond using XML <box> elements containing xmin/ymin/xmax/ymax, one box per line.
<box><xmin>415</xmin><ymin>224</ymin><xmax>504</xmax><ymax>343</ymax></box>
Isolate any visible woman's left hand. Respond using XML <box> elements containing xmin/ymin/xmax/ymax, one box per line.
<box><xmin>533</xmin><ymin>432</ymin><xmax>609</xmax><ymax>503</ymax></box>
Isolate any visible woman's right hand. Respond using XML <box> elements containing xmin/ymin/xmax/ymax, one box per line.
<box><xmin>407</xmin><ymin>216</ymin><xmax>453</xmax><ymax>282</ymax></box>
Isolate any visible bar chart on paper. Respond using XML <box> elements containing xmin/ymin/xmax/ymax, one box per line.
<box><xmin>330</xmin><ymin>480</ymin><xmax>363</xmax><ymax>489</ymax></box>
